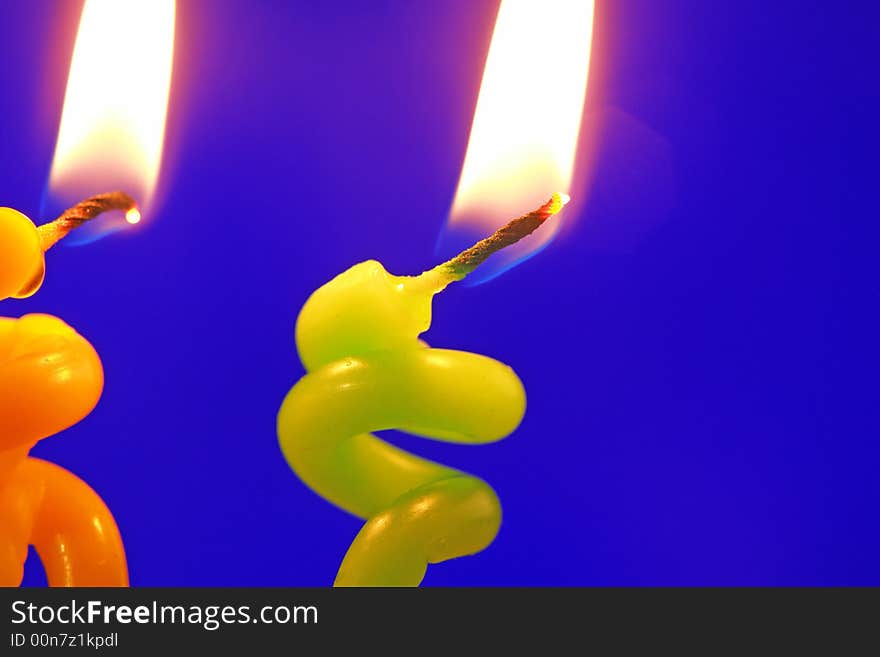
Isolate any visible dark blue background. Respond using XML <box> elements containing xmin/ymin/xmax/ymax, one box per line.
<box><xmin>2</xmin><ymin>1</ymin><xmax>876</xmax><ymax>585</ymax></box>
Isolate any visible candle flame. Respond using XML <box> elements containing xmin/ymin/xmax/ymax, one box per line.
<box><xmin>437</xmin><ymin>0</ymin><xmax>594</xmax><ymax>284</ymax></box>
<box><xmin>46</xmin><ymin>0</ymin><xmax>175</xmax><ymax>242</ymax></box>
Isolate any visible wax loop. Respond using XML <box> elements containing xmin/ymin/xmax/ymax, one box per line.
<box><xmin>0</xmin><ymin>314</ymin><xmax>128</xmax><ymax>587</ymax></box>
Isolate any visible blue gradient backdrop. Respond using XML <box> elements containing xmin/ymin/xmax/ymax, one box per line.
<box><xmin>2</xmin><ymin>1</ymin><xmax>875</xmax><ymax>585</ymax></box>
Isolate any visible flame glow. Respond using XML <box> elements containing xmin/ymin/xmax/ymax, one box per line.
<box><xmin>47</xmin><ymin>0</ymin><xmax>175</xmax><ymax>238</ymax></box>
<box><xmin>438</xmin><ymin>0</ymin><xmax>594</xmax><ymax>283</ymax></box>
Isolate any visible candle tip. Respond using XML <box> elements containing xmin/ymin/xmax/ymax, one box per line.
<box><xmin>125</xmin><ymin>208</ymin><xmax>141</xmax><ymax>225</ymax></box>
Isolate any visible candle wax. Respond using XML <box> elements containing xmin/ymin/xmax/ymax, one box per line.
<box><xmin>0</xmin><ymin>207</ymin><xmax>45</xmax><ymax>299</ymax></box>
<box><xmin>0</xmin><ymin>207</ymin><xmax>127</xmax><ymax>586</ymax></box>
<box><xmin>278</xmin><ymin>259</ymin><xmax>525</xmax><ymax>585</ymax></box>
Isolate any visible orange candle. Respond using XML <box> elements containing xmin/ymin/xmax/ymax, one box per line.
<box><xmin>0</xmin><ymin>206</ymin><xmax>127</xmax><ymax>586</ymax></box>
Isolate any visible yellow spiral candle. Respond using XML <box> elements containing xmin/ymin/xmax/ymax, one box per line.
<box><xmin>0</xmin><ymin>198</ymin><xmax>134</xmax><ymax>586</ymax></box>
<box><xmin>278</xmin><ymin>193</ymin><xmax>568</xmax><ymax>586</ymax></box>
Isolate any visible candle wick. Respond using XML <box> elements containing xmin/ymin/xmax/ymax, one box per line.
<box><xmin>37</xmin><ymin>191</ymin><xmax>139</xmax><ymax>251</ymax></box>
<box><xmin>431</xmin><ymin>192</ymin><xmax>570</xmax><ymax>283</ymax></box>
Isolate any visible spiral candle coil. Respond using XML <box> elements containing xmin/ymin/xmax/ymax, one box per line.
<box><xmin>278</xmin><ymin>195</ymin><xmax>566</xmax><ymax>585</ymax></box>
<box><xmin>0</xmin><ymin>202</ymin><xmax>130</xmax><ymax>586</ymax></box>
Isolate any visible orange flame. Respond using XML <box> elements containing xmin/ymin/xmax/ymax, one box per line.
<box><xmin>48</xmin><ymin>0</ymin><xmax>175</xmax><ymax>230</ymax></box>
<box><xmin>439</xmin><ymin>0</ymin><xmax>594</xmax><ymax>282</ymax></box>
